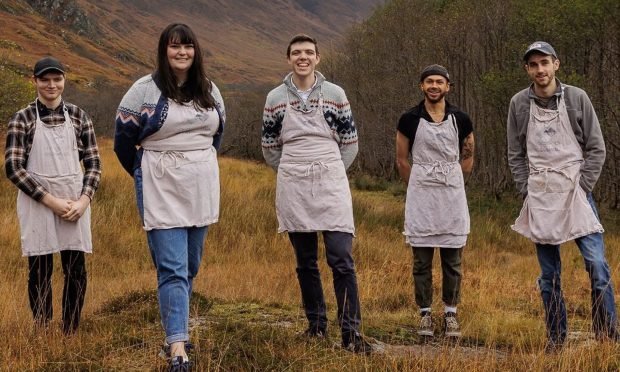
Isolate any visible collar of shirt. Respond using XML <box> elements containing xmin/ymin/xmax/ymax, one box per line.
<box><xmin>36</xmin><ymin>99</ymin><xmax>65</xmax><ymax>119</ymax></box>
<box><xmin>528</xmin><ymin>78</ymin><xmax>562</xmax><ymax>109</ymax></box>
<box><xmin>291</xmin><ymin>76</ymin><xmax>318</xmax><ymax>102</ymax></box>
<box><xmin>415</xmin><ymin>100</ymin><xmax>455</xmax><ymax>122</ymax></box>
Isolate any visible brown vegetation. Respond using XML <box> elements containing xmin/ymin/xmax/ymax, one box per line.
<box><xmin>0</xmin><ymin>139</ymin><xmax>619</xmax><ymax>370</ymax></box>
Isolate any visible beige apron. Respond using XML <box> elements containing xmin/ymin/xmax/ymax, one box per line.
<box><xmin>403</xmin><ymin>115</ymin><xmax>469</xmax><ymax>248</ymax></box>
<box><xmin>17</xmin><ymin>102</ymin><xmax>92</xmax><ymax>256</ymax></box>
<box><xmin>275</xmin><ymin>88</ymin><xmax>355</xmax><ymax>234</ymax></box>
<box><xmin>140</xmin><ymin>100</ymin><xmax>220</xmax><ymax>231</ymax></box>
<box><xmin>512</xmin><ymin>91</ymin><xmax>603</xmax><ymax>244</ymax></box>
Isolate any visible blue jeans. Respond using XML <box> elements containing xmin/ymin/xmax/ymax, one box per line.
<box><xmin>135</xmin><ymin>167</ymin><xmax>208</xmax><ymax>344</ymax></box>
<box><xmin>535</xmin><ymin>193</ymin><xmax>618</xmax><ymax>343</ymax></box>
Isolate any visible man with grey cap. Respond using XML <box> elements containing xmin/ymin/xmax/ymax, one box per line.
<box><xmin>5</xmin><ymin>56</ymin><xmax>101</xmax><ymax>334</ymax></box>
<box><xmin>396</xmin><ymin>64</ymin><xmax>474</xmax><ymax>340</ymax></box>
<box><xmin>507</xmin><ymin>41</ymin><xmax>618</xmax><ymax>351</ymax></box>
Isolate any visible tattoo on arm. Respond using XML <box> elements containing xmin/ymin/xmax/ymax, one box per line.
<box><xmin>460</xmin><ymin>133</ymin><xmax>474</xmax><ymax>184</ymax></box>
<box><xmin>461</xmin><ymin>133</ymin><xmax>474</xmax><ymax>161</ymax></box>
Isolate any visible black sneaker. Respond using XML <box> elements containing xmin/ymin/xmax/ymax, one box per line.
<box><xmin>342</xmin><ymin>332</ymin><xmax>373</xmax><ymax>355</ymax></box>
<box><xmin>443</xmin><ymin>312</ymin><xmax>461</xmax><ymax>339</ymax></box>
<box><xmin>544</xmin><ymin>339</ymin><xmax>564</xmax><ymax>354</ymax></box>
<box><xmin>168</xmin><ymin>356</ymin><xmax>192</xmax><ymax>372</ymax></box>
<box><xmin>301</xmin><ymin>326</ymin><xmax>327</xmax><ymax>339</ymax></box>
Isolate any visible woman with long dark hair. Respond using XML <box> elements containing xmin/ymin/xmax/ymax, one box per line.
<box><xmin>114</xmin><ymin>23</ymin><xmax>225</xmax><ymax>371</ymax></box>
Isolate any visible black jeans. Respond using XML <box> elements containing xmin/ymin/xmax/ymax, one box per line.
<box><xmin>28</xmin><ymin>250</ymin><xmax>87</xmax><ymax>334</ymax></box>
<box><xmin>289</xmin><ymin>231</ymin><xmax>361</xmax><ymax>341</ymax></box>
<box><xmin>412</xmin><ymin>247</ymin><xmax>462</xmax><ymax>308</ymax></box>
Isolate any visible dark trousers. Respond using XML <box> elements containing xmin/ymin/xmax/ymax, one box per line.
<box><xmin>28</xmin><ymin>250</ymin><xmax>87</xmax><ymax>334</ymax></box>
<box><xmin>412</xmin><ymin>247</ymin><xmax>462</xmax><ymax>309</ymax></box>
<box><xmin>289</xmin><ymin>231</ymin><xmax>361</xmax><ymax>340</ymax></box>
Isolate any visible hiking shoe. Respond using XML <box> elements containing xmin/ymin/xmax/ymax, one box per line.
<box><xmin>168</xmin><ymin>356</ymin><xmax>192</xmax><ymax>372</ymax></box>
<box><xmin>544</xmin><ymin>339</ymin><xmax>564</xmax><ymax>354</ymax></box>
<box><xmin>417</xmin><ymin>312</ymin><xmax>434</xmax><ymax>337</ymax></box>
<box><xmin>159</xmin><ymin>342</ymin><xmax>194</xmax><ymax>359</ymax></box>
<box><xmin>444</xmin><ymin>312</ymin><xmax>461</xmax><ymax>338</ymax></box>
<box><xmin>342</xmin><ymin>332</ymin><xmax>373</xmax><ymax>355</ymax></box>
<box><xmin>301</xmin><ymin>326</ymin><xmax>327</xmax><ymax>339</ymax></box>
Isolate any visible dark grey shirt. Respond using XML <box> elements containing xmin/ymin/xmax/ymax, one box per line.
<box><xmin>507</xmin><ymin>81</ymin><xmax>606</xmax><ymax>195</ymax></box>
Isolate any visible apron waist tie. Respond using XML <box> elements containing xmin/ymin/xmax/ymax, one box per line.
<box><xmin>417</xmin><ymin>160</ymin><xmax>457</xmax><ymax>185</ymax></box>
<box><xmin>530</xmin><ymin>161</ymin><xmax>581</xmax><ymax>191</ymax></box>
<box><xmin>305</xmin><ymin>161</ymin><xmax>330</xmax><ymax>198</ymax></box>
<box><xmin>154</xmin><ymin>151</ymin><xmax>187</xmax><ymax>178</ymax></box>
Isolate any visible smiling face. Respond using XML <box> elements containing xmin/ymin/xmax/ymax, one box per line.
<box><xmin>167</xmin><ymin>40</ymin><xmax>195</xmax><ymax>79</ymax></box>
<box><xmin>287</xmin><ymin>41</ymin><xmax>320</xmax><ymax>79</ymax></box>
<box><xmin>420</xmin><ymin>75</ymin><xmax>450</xmax><ymax>104</ymax></box>
<box><xmin>33</xmin><ymin>71</ymin><xmax>65</xmax><ymax>107</ymax></box>
<box><xmin>525</xmin><ymin>53</ymin><xmax>560</xmax><ymax>90</ymax></box>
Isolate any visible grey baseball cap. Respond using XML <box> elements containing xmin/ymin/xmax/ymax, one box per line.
<box><xmin>523</xmin><ymin>41</ymin><xmax>558</xmax><ymax>61</ymax></box>
<box><xmin>420</xmin><ymin>64</ymin><xmax>450</xmax><ymax>82</ymax></box>
<box><xmin>33</xmin><ymin>56</ymin><xmax>65</xmax><ymax>77</ymax></box>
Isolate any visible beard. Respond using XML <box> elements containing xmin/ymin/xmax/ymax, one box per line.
<box><xmin>424</xmin><ymin>90</ymin><xmax>447</xmax><ymax>103</ymax></box>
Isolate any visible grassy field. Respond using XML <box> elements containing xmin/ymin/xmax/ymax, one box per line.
<box><xmin>0</xmin><ymin>138</ymin><xmax>619</xmax><ymax>371</ymax></box>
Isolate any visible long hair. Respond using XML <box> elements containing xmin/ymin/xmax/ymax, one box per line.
<box><xmin>155</xmin><ymin>23</ymin><xmax>215</xmax><ymax>110</ymax></box>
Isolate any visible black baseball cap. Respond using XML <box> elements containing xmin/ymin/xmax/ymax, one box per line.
<box><xmin>523</xmin><ymin>41</ymin><xmax>558</xmax><ymax>62</ymax></box>
<box><xmin>420</xmin><ymin>64</ymin><xmax>450</xmax><ymax>82</ymax></box>
<box><xmin>33</xmin><ymin>56</ymin><xmax>65</xmax><ymax>77</ymax></box>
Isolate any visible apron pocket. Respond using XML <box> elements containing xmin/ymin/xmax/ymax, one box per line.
<box><xmin>528</xmin><ymin>171</ymin><xmax>576</xmax><ymax>193</ymax></box>
<box><xmin>528</xmin><ymin>206</ymin><xmax>572</xmax><ymax>244</ymax></box>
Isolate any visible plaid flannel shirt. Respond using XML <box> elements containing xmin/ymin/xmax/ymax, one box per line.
<box><xmin>5</xmin><ymin>100</ymin><xmax>101</xmax><ymax>201</ymax></box>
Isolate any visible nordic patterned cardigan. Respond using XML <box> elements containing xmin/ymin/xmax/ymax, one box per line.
<box><xmin>114</xmin><ymin>74</ymin><xmax>225</xmax><ymax>176</ymax></box>
<box><xmin>262</xmin><ymin>71</ymin><xmax>358</xmax><ymax>170</ymax></box>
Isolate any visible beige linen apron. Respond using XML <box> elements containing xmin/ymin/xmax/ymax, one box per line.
<box><xmin>403</xmin><ymin>115</ymin><xmax>469</xmax><ymax>248</ymax></box>
<box><xmin>17</xmin><ymin>102</ymin><xmax>92</xmax><ymax>256</ymax></box>
<box><xmin>275</xmin><ymin>88</ymin><xmax>354</xmax><ymax>233</ymax></box>
<box><xmin>140</xmin><ymin>100</ymin><xmax>220</xmax><ymax>231</ymax></box>
<box><xmin>512</xmin><ymin>92</ymin><xmax>603</xmax><ymax>244</ymax></box>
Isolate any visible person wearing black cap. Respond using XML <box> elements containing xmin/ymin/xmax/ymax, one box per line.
<box><xmin>5</xmin><ymin>56</ymin><xmax>101</xmax><ymax>334</ymax></box>
<box><xmin>396</xmin><ymin>64</ymin><xmax>474</xmax><ymax>340</ymax></box>
<box><xmin>507</xmin><ymin>41</ymin><xmax>618</xmax><ymax>352</ymax></box>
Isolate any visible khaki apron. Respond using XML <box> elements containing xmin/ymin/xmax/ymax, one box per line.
<box><xmin>512</xmin><ymin>91</ymin><xmax>603</xmax><ymax>244</ymax></box>
<box><xmin>403</xmin><ymin>115</ymin><xmax>470</xmax><ymax>248</ymax></box>
<box><xmin>275</xmin><ymin>88</ymin><xmax>355</xmax><ymax>234</ymax></box>
<box><xmin>140</xmin><ymin>100</ymin><xmax>220</xmax><ymax>231</ymax></box>
<box><xmin>17</xmin><ymin>102</ymin><xmax>92</xmax><ymax>256</ymax></box>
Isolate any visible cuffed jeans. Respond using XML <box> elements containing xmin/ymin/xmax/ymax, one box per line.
<box><xmin>535</xmin><ymin>193</ymin><xmax>618</xmax><ymax>344</ymax></box>
<box><xmin>288</xmin><ymin>231</ymin><xmax>362</xmax><ymax>340</ymax></box>
<box><xmin>28</xmin><ymin>250</ymin><xmax>87</xmax><ymax>334</ymax></box>
<box><xmin>412</xmin><ymin>247</ymin><xmax>462</xmax><ymax>308</ymax></box>
<box><xmin>135</xmin><ymin>167</ymin><xmax>207</xmax><ymax>344</ymax></box>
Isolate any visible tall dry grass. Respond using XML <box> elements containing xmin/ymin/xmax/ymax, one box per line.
<box><xmin>0</xmin><ymin>138</ymin><xmax>618</xmax><ymax>370</ymax></box>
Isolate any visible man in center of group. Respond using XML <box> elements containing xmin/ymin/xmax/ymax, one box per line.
<box><xmin>262</xmin><ymin>33</ymin><xmax>371</xmax><ymax>354</ymax></box>
<box><xmin>396</xmin><ymin>64</ymin><xmax>474</xmax><ymax>340</ymax></box>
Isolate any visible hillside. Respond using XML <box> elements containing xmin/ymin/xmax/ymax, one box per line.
<box><xmin>0</xmin><ymin>0</ymin><xmax>381</xmax><ymax>87</ymax></box>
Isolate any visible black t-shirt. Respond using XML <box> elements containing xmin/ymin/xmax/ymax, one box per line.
<box><xmin>397</xmin><ymin>100</ymin><xmax>474</xmax><ymax>154</ymax></box>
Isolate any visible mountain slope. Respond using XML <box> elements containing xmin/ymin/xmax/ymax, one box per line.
<box><xmin>0</xmin><ymin>0</ymin><xmax>381</xmax><ymax>87</ymax></box>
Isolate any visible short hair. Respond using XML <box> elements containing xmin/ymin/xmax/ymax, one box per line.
<box><xmin>286</xmin><ymin>34</ymin><xmax>319</xmax><ymax>57</ymax></box>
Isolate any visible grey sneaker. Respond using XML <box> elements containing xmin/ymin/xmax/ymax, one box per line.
<box><xmin>444</xmin><ymin>312</ymin><xmax>461</xmax><ymax>338</ymax></box>
<box><xmin>418</xmin><ymin>312</ymin><xmax>434</xmax><ymax>337</ymax></box>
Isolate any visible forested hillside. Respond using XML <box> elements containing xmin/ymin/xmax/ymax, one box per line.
<box><xmin>321</xmin><ymin>0</ymin><xmax>620</xmax><ymax>207</ymax></box>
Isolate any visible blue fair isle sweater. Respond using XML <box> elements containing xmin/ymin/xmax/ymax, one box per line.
<box><xmin>114</xmin><ymin>74</ymin><xmax>225</xmax><ymax>176</ymax></box>
<box><xmin>262</xmin><ymin>71</ymin><xmax>358</xmax><ymax>170</ymax></box>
